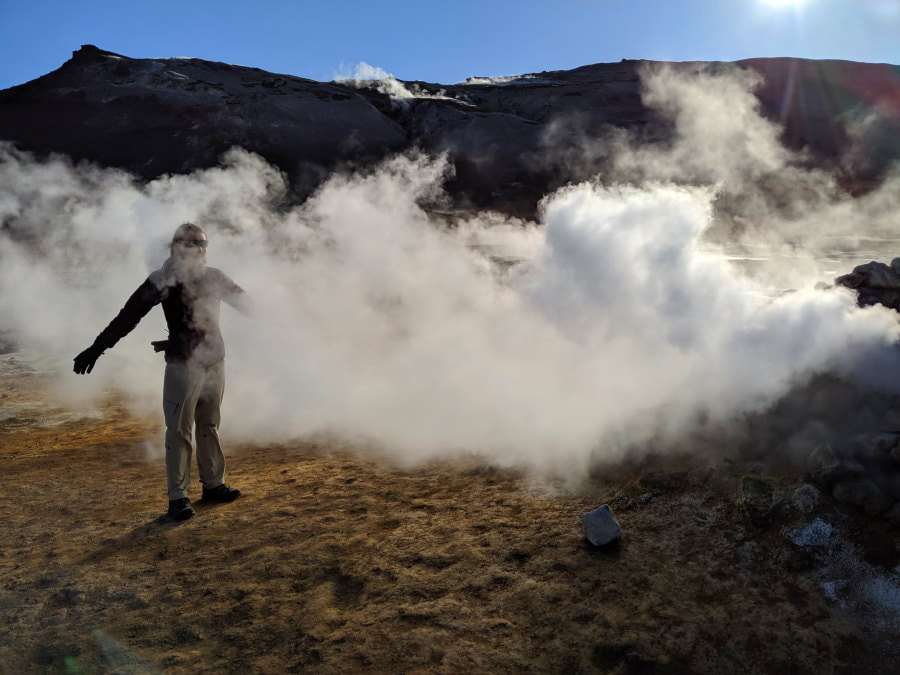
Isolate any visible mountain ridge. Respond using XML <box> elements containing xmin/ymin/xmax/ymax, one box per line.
<box><xmin>1</xmin><ymin>45</ymin><xmax>897</xmax><ymax>215</ymax></box>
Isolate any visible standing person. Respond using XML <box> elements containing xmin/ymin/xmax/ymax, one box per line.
<box><xmin>74</xmin><ymin>223</ymin><xmax>248</xmax><ymax>521</ymax></box>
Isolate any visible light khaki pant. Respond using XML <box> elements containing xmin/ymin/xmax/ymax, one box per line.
<box><xmin>163</xmin><ymin>360</ymin><xmax>226</xmax><ymax>500</ymax></box>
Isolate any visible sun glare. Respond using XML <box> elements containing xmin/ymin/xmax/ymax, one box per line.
<box><xmin>760</xmin><ymin>0</ymin><xmax>806</xmax><ymax>7</ymax></box>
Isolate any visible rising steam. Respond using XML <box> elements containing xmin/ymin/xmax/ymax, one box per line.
<box><xmin>1</xmin><ymin>65</ymin><xmax>899</xmax><ymax>474</ymax></box>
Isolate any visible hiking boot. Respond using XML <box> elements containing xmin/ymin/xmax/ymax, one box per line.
<box><xmin>168</xmin><ymin>497</ymin><xmax>195</xmax><ymax>521</ymax></box>
<box><xmin>202</xmin><ymin>484</ymin><xmax>241</xmax><ymax>503</ymax></box>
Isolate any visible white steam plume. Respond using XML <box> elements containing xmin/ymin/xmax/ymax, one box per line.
<box><xmin>618</xmin><ymin>65</ymin><xmax>900</xmax><ymax>253</ymax></box>
<box><xmin>540</xmin><ymin>63</ymin><xmax>900</xmax><ymax>290</ymax></box>
<box><xmin>334</xmin><ymin>62</ymin><xmax>466</xmax><ymax>109</ymax></box>
<box><xmin>1</xmin><ymin>65</ymin><xmax>899</xmax><ymax>476</ymax></box>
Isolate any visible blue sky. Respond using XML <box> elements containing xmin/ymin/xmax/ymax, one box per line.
<box><xmin>1</xmin><ymin>0</ymin><xmax>898</xmax><ymax>90</ymax></box>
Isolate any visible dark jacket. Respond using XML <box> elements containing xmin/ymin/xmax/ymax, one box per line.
<box><xmin>92</xmin><ymin>261</ymin><xmax>245</xmax><ymax>365</ymax></box>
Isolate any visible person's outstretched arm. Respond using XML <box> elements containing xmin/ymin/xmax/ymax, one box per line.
<box><xmin>216</xmin><ymin>269</ymin><xmax>253</xmax><ymax>317</ymax></box>
<box><xmin>73</xmin><ymin>279</ymin><xmax>163</xmax><ymax>374</ymax></box>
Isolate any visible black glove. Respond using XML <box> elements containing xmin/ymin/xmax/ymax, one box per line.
<box><xmin>73</xmin><ymin>345</ymin><xmax>104</xmax><ymax>374</ymax></box>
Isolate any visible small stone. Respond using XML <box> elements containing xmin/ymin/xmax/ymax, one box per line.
<box><xmin>581</xmin><ymin>505</ymin><xmax>622</xmax><ymax>546</ymax></box>
<box><xmin>832</xmin><ymin>480</ymin><xmax>892</xmax><ymax>516</ymax></box>
<box><xmin>791</xmin><ymin>484</ymin><xmax>821</xmax><ymax>514</ymax></box>
<box><xmin>738</xmin><ymin>475</ymin><xmax>781</xmax><ymax>524</ymax></box>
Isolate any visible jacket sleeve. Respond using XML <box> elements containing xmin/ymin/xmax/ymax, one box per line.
<box><xmin>217</xmin><ymin>270</ymin><xmax>252</xmax><ymax>317</ymax></box>
<box><xmin>92</xmin><ymin>279</ymin><xmax>163</xmax><ymax>351</ymax></box>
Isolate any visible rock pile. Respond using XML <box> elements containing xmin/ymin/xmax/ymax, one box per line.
<box><xmin>802</xmin><ymin>259</ymin><xmax>900</xmax><ymax>524</ymax></box>
<box><xmin>806</xmin><ymin>434</ymin><xmax>900</xmax><ymax>524</ymax></box>
<box><xmin>834</xmin><ymin>258</ymin><xmax>900</xmax><ymax>312</ymax></box>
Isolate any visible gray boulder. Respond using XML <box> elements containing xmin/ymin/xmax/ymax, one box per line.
<box><xmin>581</xmin><ymin>505</ymin><xmax>622</xmax><ymax>546</ymax></box>
<box><xmin>851</xmin><ymin>261</ymin><xmax>900</xmax><ymax>289</ymax></box>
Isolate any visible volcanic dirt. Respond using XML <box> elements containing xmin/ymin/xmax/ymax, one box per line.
<box><xmin>1</xmin><ymin>354</ymin><xmax>898</xmax><ymax>673</ymax></box>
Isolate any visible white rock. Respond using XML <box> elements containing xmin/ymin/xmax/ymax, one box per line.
<box><xmin>581</xmin><ymin>504</ymin><xmax>622</xmax><ymax>546</ymax></box>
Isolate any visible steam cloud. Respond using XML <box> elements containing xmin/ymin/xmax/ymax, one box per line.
<box><xmin>335</xmin><ymin>62</ymin><xmax>463</xmax><ymax>108</ymax></box>
<box><xmin>2</xmin><ymin>65</ymin><xmax>899</xmax><ymax>475</ymax></box>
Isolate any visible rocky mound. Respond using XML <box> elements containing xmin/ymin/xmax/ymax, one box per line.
<box><xmin>791</xmin><ymin>261</ymin><xmax>900</xmax><ymax>526</ymax></box>
<box><xmin>1</xmin><ymin>46</ymin><xmax>897</xmax><ymax>213</ymax></box>
<box><xmin>836</xmin><ymin>258</ymin><xmax>900</xmax><ymax>313</ymax></box>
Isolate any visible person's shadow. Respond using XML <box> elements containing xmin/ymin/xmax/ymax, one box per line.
<box><xmin>78</xmin><ymin>513</ymin><xmax>182</xmax><ymax>565</ymax></box>
<box><xmin>79</xmin><ymin>496</ymin><xmax>238</xmax><ymax>564</ymax></box>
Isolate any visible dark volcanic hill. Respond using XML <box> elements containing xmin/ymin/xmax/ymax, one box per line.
<box><xmin>1</xmin><ymin>45</ymin><xmax>898</xmax><ymax>214</ymax></box>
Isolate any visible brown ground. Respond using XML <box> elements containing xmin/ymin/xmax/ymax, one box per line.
<box><xmin>1</xmin><ymin>355</ymin><xmax>898</xmax><ymax>674</ymax></box>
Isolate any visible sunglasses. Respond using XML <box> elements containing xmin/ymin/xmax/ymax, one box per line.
<box><xmin>178</xmin><ymin>239</ymin><xmax>208</xmax><ymax>249</ymax></box>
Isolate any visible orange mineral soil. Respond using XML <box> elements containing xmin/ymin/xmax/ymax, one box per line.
<box><xmin>1</xmin><ymin>354</ymin><xmax>897</xmax><ymax>673</ymax></box>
